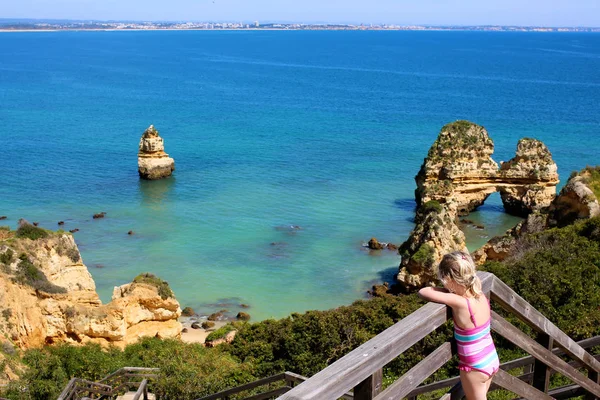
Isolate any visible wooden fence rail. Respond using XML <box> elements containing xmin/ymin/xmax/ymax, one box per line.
<box><xmin>275</xmin><ymin>272</ymin><xmax>600</xmax><ymax>400</ymax></box>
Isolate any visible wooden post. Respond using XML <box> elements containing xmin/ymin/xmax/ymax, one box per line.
<box><xmin>532</xmin><ymin>333</ymin><xmax>554</xmax><ymax>393</ymax></box>
<box><xmin>354</xmin><ymin>369</ymin><xmax>383</xmax><ymax>400</ymax></box>
<box><xmin>587</xmin><ymin>368</ymin><xmax>600</xmax><ymax>400</ymax></box>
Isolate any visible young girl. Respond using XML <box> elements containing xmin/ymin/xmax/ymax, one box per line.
<box><xmin>419</xmin><ymin>251</ymin><xmax>499</xmax><ymax>400</ymax></box>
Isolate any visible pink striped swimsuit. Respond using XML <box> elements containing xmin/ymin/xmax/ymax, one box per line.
<box><xmin>454</xmin><ymin>297</ymin><xmax>499</xmax><ymax>377</ymax></box>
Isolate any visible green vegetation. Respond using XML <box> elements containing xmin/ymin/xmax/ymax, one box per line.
<box><xmin>3</xmin><ymin>338</ymin><xmax>256</xmax><ymax>400</ymax></box>
<box><xmin>15</xmin><ymin>224</ymin><xmax>49</xmax><ymax>241</ymax></box>
<box><xmin>421</xmin><ymin>200</ymin><xmax>443</xmax><ymax>214</ymax></box>
<box><xmin>483</xmin><ymin>217</ymin><xmax>600</xmax><ymax>340</ymax></box>
<box><xmin>0</xmin><ymin>248</ymin><xmax>14</xmax><ymax>266</ymax></box>
<box><xmin>411</xmin><ymin>243</ymin><xmax>435</xmax><ymax>267</ymax></box>
<box><xmin>3</xmin><ymin>217</ymin><xmax>600</xmax><ymax>400</ymax></box>
<box><xmin>441</xmin><ymin>120</ymin><xmax>477</xmax><ymax>136</ymax></box>
<box><xmin>133</xmin><ymin>273</ymin><xmax>174</xmax><ymax>299</ymax></box>
<box><xmin>579</xmin><ymin>165</ymin><xmax>600</xmax><ymax>200</ymax></box>
<box><xmin>205</xmin><ymin>324</ymin><xmax>236</xmax><ymax>342</ymax></box>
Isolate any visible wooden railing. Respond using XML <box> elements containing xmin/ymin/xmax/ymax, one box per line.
<box><xmin>99</xmin><ymin>367</ymin><xmax>159</xmax><ymax>395</ymax></box>
<box><xmin>57</xmin><ymin>367</ymin><xmax>159</xmax><ymax>400</ymax></box>
<box><xmin>275</xmin><ymin>272</ymin><xmax>600</xmax><ymax>400</ymax></box>
<box><xmin>195</xmin><ymin>371</ymin><xmax>354</xmax><ymax>400</ymax></box>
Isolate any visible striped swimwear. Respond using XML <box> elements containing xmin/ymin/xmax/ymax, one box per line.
<box><xmin>454</xmin><ymin>297</ymin><xmax>499</xmax><ymax>377</ymax></box>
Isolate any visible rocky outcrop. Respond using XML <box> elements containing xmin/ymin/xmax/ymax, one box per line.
<box><xmin>498</xmin><ymin>139</ymin><xmax>559</xmax><ymax>217</ymax></box>
<box><xmin>0</xmin><ymin>227</ymin><xmax>181</xmax><ymax>349</ymax></box>
<box><xmin>397</xmin><ymin>202</ymin><xmax>467</xmax><ymax>289</ymax></box>
<box><xmin>473</xmin><ymin>167</ymin><xmax>600</xmax><ymax>264</ymax></box>
<box><xmin>548</xmin><ymin>167</ymin><xmax>600</xmax><ymax>227</ymax></box>
<box><xmin>138</xmin><ymin>125</ymin><xmax>175</xmax><ymax>180</ymax></box>
<box><xmin>396</xmin><ymin>121</ymin><xmax>559</xmax><ymax>291</ymax></box>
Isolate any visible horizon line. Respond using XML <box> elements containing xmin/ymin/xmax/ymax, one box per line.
<box><xmin>1</xmin><ymin>17</ymin><xmax>599</xmax><ymax>29</ymax></box>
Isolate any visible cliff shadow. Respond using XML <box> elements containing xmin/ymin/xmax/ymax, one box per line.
<box><xmin>394</xmin><ymin>198</ymin><xmax>417</xmax><ymax>223</ymax></box>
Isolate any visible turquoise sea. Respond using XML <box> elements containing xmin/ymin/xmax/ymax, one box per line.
<box><xmin>1</xmin><ymin>31</ymin><xmax>599</xmax><ymax>320</ymax></box>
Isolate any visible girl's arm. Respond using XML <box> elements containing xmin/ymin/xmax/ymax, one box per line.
<box><xmin>418</xmin><ymin>287</ymin><xmax>465</xmax><ymax>309</ymax></box>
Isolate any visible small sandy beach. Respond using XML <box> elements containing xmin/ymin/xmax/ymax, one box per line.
<box><xmin>179</xmin><ymin>317</ymin><xmax>227</xmax><ymax>344</ymax></box>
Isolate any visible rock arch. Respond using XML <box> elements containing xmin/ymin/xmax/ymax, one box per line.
<box><xmin>397</xmin><ymin>121</ymin><xmax>558</xmax><ymax>290</ymax></box>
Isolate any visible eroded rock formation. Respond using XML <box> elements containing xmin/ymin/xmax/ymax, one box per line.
<box><xmin>138</xmin><ymin>125</ymin><xmax>175</xmax><ymax>180</ymax></box>
<box><xmin>0</xmin><ymin>227</ymin><xmax>181</xmax><ymax>349</ymax></box>
<box><xmin>474</xmin><ymin>166</ymin><xmax>600</xmax><ymax>264</ymax></box>
<box><xmin>397</xmin><ymin>121</ymin><xmax>559</xmax><ymax>290</ymax></box>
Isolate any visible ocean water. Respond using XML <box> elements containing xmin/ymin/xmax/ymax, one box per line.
<box><xmin>1</xmin><ymin>31</ymin><xmax>599</xmax><ymax>320</ymax></box>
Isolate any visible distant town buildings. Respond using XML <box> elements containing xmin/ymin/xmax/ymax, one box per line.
<box><xmin>0</xmin><ymin>20</ymin><xmax>598</xmax><ymax>32</ymax></box>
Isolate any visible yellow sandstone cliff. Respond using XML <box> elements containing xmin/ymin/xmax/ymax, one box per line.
<box><xmin>397</xmin><ymin>121</ymin><xmax>559</xmax><ymax>290</ymax></box>
<box><xmin>0</xmin><ymin>226</ymin><xmax>181</xmax><ymax>349</ymax></box>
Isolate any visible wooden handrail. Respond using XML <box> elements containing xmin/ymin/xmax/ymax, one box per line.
<box><xmin>491</xmin><ymin>277</ymin><xmax>600</xmax><ymax>374</ymax></box>
<box><xmin>132</xmin><ymin>378</ymin><xmax>149</xmax><ymax>400</ymax></box>
<box><xmin>406</xmin><ymin>337</ymin><xmax>600</xmax><ymax>397</ymax></box>
<box><xmin>276</xmin><ymin>301</ymin><xmax>449</xmax><ymax>399</ymax></box>
<box><xmin>274</xmin><ymin>272</ymin><xmax>600</xmax><ymax>400</ymax></box>
<box><xmin>277</xmin><ymin>273</ymin><xmax>494</xmax><ymax>400</ymax></box>
<box><xmin>491</xmin><ymin>311</ymin><xmax>600</xmax><ymax>397</ymax></box>
<box><xmin>373</xmin><ymin>342</ymin><xmax>452</xmax><ymax>400</ymax></box>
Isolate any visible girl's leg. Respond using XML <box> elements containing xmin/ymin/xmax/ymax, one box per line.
<box><xmin>460</xmin><ymin>369</ymin><xmax>493</xmax><ymax>400</ymax></box>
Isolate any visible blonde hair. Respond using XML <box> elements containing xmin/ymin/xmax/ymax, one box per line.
<box><xmin>437</xmin><ymin>251</ymin><xmax>483</xmax><ymax>298</ymax></box>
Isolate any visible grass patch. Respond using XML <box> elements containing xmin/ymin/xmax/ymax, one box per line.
<box><xmin>15</xmin><ymin>223</ymin><xmax>49</xmax><ymax>241</ymax></box>
<box><xmin>205</xmin><ymin>324</ymin><xmax>236</xmax><ymax>342</ymax></box>
<box><xmin>0</xmin><ymin>248</ymin><xmax>14</xmax><ymax>266</ymax></box>
<box><xmin>421</xmin><ymin>200</ymin><xmax>443</xmax><ymax>214</ymax></box>
<box><xmin>412</xmin><ymin>244</ymin><xmax>435</xmax><ymax>266</ymax></box>
<box><xmin>580</xmin><ymin>166</ymin><xmax>600</xmax><ymax>200</ymax></box>
<box><xmin>133</xmin><ymin>273</ymin><xmax>174</xmax><ymax>299</ymax></box>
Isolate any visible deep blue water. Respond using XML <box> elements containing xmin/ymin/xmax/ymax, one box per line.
<box><xmin>1</xmin><ymin>31</ymin><xmax>599</xmax><ymax>320</ymax></box>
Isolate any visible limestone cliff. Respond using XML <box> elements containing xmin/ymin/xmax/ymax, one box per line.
<box><xmin>499</xmin><ymin>138</ymin><xmax>559</xmax><ymax>217</ymax></box>
<box><xmin>0</xmin><ymin>225</ymin><xmax>181</xmax><ymax>349</ymax></box>
<box><xmin>138</xmin><ymin>125</ymin><xmax>175</xmax><ymax>180</ymax></box>
<box><xmin>548</xmin><ymin>167</ymin><xmax>600</xmax><ymax>228</ymax></box>
<box><xmin>397</xmin><ymin>121</ymin><xmax>559</xmax><ymax>291</ymax></box>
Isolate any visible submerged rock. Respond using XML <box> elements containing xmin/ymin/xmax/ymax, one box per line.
<box><xmin>138</xmin><ymin>125</ymin><xmax>175</xmax><ymax>180</ymax></box>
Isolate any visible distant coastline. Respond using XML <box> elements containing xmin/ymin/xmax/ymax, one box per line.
<box><xmin>0</xmin><ymin>20</ymin><xmax>599</xmax><ymax>32</ymax></box>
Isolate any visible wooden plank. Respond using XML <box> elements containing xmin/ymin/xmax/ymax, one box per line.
<box><xmin>354</xmin><ymin>369</ymin><xmax>382</xmax><ymax>400</ymax></box>
<box><xmin>532</xmin><ymin>333</ymin><xmax>553</xmax><ymax>393</ymax></box>
<box><xmin>244</xmin><ymin>387</ymin><xmax>292</xmax><ymax>400</ymax></box>
<box><xmin>448</xmin><ymin>381</ymin><xmax>465</xmax><ymax>400</ymax></box>
<box><xmin>276</xmin><ymin>274</ymin><xmax>495</xmax><ymax>400</ymax></box>
<box><xmin>374</xmin><ymin>342</ymin><xmax>452</xmax><ymax>400</ymax></box>
<box><xmin>491</xmin><ymin>311</ymin><xmax>600</xmax><ymax>397</ymax></box>
<box><xmin>493</xmin><ymin>369</ymin><xmax>553</xmax><ymax>400</ymax></box>
<box><xmin>276</xmin><ymin>301</ymin><xmax>450</xmax><ymax>400</ymax></box>
<box><xmin>587</xmin><ymin>368</ymin><xmax>599</xmax><ymax>400</ymax></box>
<box><xmin>491</xmin><ymin>276</ymin><xmax>600</xmax><ymax>373</ymax></box>
<box><xmin>196</xmin><ymin>373</ymin><xmax>287</xmax><ymax>400</ymax></box>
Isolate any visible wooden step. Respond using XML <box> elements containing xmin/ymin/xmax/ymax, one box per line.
<box><xmin>116</xmin><ymin>392</ymin><xmax>156</xmax><ymax>400</ymax></box>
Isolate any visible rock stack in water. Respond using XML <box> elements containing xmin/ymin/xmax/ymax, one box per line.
<box><xmin>138</xmin><ymin>125</ymin><xmax>175</xmax><ymax>180</ymax></box>
<box><xmin>396</xmin><ymin>121</ymin><xmax>559</xmax><ymax>291</ymax></box>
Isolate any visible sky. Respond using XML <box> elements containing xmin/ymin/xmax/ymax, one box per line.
<box><xmin>2</xmin><ymin>0</ymin><xmax>600</xmax><ymax>27</ymax></box>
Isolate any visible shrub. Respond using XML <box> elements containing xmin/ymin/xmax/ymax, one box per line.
<box><xmin>0</xmin><ymin>249</ymin><xmax>14</xmax><ymax>265</ymax></box>
<box><xmin>15</xmin><ymin>224</ymin><xmax>49</xmax><ymax>241</ymax></box>
<box><xmin>483</xmin><ymin>217</ymin><xmax>600</xmax><ymax>340</ymax></box>
<box><xmin>206</xmin><ymin>324</ymin><xmax>236</xmax><ymax>342</ymax></box>
<box><xmin>421</xmin><ymin>200</ymin><xmax>443</xmax><ymax>214</ymax></box>
<box><xmin>133</xmin><ymin>273</ymin><xmax>173</xmax><ymax>299</ymax></box>
<box><xmin>412</xmin><ymin>244</ymin><xmax>435</xmax><ymax>266</ymax></box>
